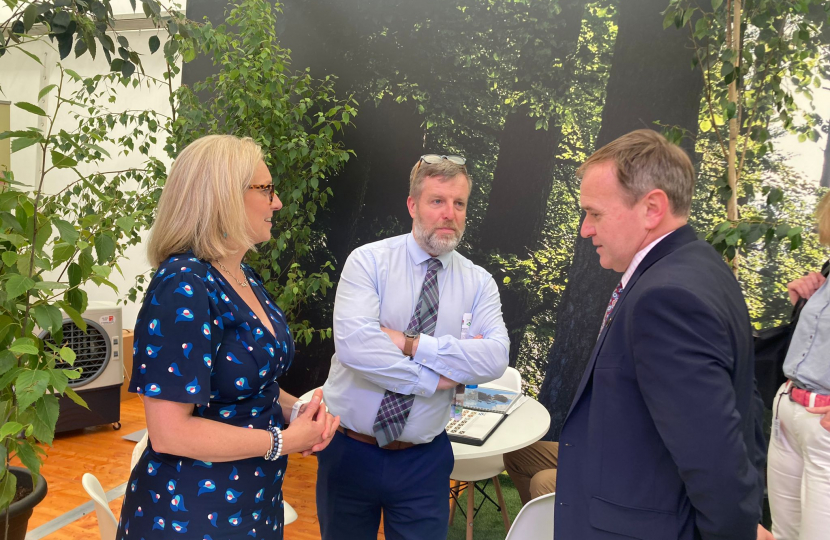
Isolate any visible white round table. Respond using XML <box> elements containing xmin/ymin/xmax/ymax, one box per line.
<box><xmin>296</xmin><ymin>387</ymin><xmax>551</xmax><ymax>457</ymax></box>
<box><xmin>451</xmin><ymin>395</ymin><xmax>551</xmax><ymax>461</ymax></box>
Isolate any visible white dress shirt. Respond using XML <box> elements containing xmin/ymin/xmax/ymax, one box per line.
<box><xmin>322</xmin><ymin>233</ymin><xmax>510</xmax><ymax>443</ymax></box>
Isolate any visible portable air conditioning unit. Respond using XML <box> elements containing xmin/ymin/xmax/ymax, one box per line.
<box><xmin>37</xmin><ymin>302</ymin><xmax>124</xmax><ymax>433</ymax></box>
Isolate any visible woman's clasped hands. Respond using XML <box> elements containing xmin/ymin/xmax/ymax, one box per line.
<box><xmin>283</xmin><ymin>389</ymin><xmax>340</xmax><ymax>457</ymax></box>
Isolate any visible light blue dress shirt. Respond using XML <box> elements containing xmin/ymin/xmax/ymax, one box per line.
<box><xmin>322</xmin><ymin>233</ymin><xmax>510</xmax><ymax>443</ymax></box>
<box><xmin>783</xmin><ymin>276</ymin><xmax>830</xmax><ymax>394</ymax></box>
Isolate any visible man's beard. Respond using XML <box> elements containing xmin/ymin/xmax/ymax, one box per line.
<box><xmin>413</xmin><ymin>215</ymin><xmax>465</xmax><ymax>255</ymax></box>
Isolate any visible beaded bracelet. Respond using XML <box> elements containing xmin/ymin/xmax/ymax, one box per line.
<box><xmin>264</xmin><ymin>426</ymin><xmax>283</xmax><ymax>461</ymax></box>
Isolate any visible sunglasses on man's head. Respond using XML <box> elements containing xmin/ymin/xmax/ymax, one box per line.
<box><xmin>249</xmin><ymin>183</ymin><xmax>276</xmax><ymax>202</ymax></box>
<box><xmin>419</xmin><ymin>154</ymin><xmax>467</xmax><ymax>166</ymax></box>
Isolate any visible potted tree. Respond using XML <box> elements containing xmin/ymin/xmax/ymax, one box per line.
<box><xmin>0</xmin><ymin>2</ymin><xmax>192</xmax><ymax>537</ymax></box>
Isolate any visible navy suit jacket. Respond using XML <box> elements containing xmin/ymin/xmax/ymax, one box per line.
<box><xmin>554</xmin><ymin>225</ymin><xmax>764</xmax><ymax>540</ymax></box>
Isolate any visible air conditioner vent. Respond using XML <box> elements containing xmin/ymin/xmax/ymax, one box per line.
<box><xmin>41</xmin><ymin>320</ymin><xmax>111</xmax><ymax>388</ymax></box>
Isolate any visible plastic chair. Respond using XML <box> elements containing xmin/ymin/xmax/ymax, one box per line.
<box><xmin>504</xmin><ymin>492</ymin><xmax>555</xmax><ymax>540</ymax></box>
<box><xmin>130</xmin><ymin>430</ymin><xmax>149</xmax><ymax>471</ymax></box>
<box><xmin>449</xmin><ymin>367</ymin><xmax>521</xmax><ymax>539</ymax></box>
<box><xmin>82</xmin><ymin>473</ymin><xmax>118</xmax><ymax>540</ymax></box>
<box><xmin>284</xmin><ymin>500</ymin><xmax>298</xmax><ymax>524</ymax></box>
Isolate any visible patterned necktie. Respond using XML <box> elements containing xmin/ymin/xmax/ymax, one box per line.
<box><xmin>598</xmin><ymin>281</ymin><xmax>623</xmax><ymax>337</ymax></box>
<box><xmin>373</xmin><ymin>257</ymin><xmax>442</xmax><ymax>446</ymax></box>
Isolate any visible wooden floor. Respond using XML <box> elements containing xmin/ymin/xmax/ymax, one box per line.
<box><xmin>17</xmin><ymin>397</ymin><xmax>377</xmax><ymax>540</ymax></box>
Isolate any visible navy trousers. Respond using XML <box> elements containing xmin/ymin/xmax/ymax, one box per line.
<box><xmin>316</xmin><ymin>430</ymin><xmax>454</xmax><ymax>540</ymax></box>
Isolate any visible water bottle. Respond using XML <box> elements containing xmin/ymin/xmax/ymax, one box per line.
<box><xmin>464</xmin><ymin>384</ymin><xmax>478</xmax><ymax>409</ymax></box>
<box><xmin>451</xmin><ymin>384</ymin><xmax>464</xmax><ymax>421</ymax></box>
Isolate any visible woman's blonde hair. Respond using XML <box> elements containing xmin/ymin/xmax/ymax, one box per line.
<box><xmin>816</xmin><ymin>191</ymin><xmax>830</xmax><ymax>246</ymax></box>
<box><xmin>147</xmin><ymin>135</ymin><xmax>264</xmax><ymax>268</ymax></box>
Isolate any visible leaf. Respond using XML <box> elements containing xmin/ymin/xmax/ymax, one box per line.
<box><xmin>32</xmin><ymin>281</ymin><xmax>69</xmax><ymax>291</ymax></box>
<box><xmin>63</xmin><ymin>387</ymin><xmax>88</xmax><ymax>409</ymax></box>
<box><xmin>0</xmin><ymin>368</ymin><xmax>22</xmax><ymax>394</ymax></box>
<box><xmin>32</xmin><ymin>304</ymin><xmax>62</xmax><ymax>335</ymax></box>
<box><xmin>65</xmin><ymin>287</ymin><xmax>87</xmax><ymax>314</ymax></box>
<box><xmin>50</xmin><ymin>150</ymin><xmax>78</xmax><ymax>169</ymax></box>
<box><xmin>92</xmin><ymin>264</ymin><xmax>111</xmax><ymax>278</ymax></box>
<box><xmin>53</xmin><ymin>218</ymin><xmax>79</xmax><ymax>243</ymax></box>
<box><xmin>9</xmin><ymin>337</ymin><xmax>39</xmax><ymax>355</ymax></box>
<box><xmin>37</xmin><ymin>84</ymin><xmax>57</xmax><ymax>101</ymax></box>
<box><xmin>15</xmin><ymin>101</ymin><xmax>47</xmax><ymax>116</ymax></box>
<box><xmin>31</xmin><ymin>395</ymin><xmax>60</xmax><ymax>444</ymax></box>
<box><xmin>0</xmin><ymin>472</ymin><xmax>18</xmax><ymax>511</ymax></box>
<box><xmin>48</xmin><ymin>369</ymin><xmax>69</xmax><ymax>394</ymax></box>
<box><xmin>57</xmin><ymin>301</ymin><xmax>86</xmax><ymax>332</ymax></box>
<box><xmin>0</xmin><ymin>422</ymin><xmax>24</xmax><ymax>439</ymax></box>
<box><xmin>0</xmin><ymin>350</ymin><xmax>16</xmax><ymax>375</ymax></box>
<box><xmin>2</xmin><ymin>250</ymin><xmax>17</xmax><ymax>266</ymax></box>
<box><xmin>15</xmin><ymin>370</ymin><xmax>51</xmax><ymax>410</ymax></box>
<box><xmin>149</xmin><ymin>35</ymin><xmax>160</xmax><ymax>54</ymax></box>
<box><xmin>95</xmin><ymin>233</ymin><xmax>115</xmax><ymax>263</ymax></box>
<box><xmin>23</xmin><ymin>4</ymin><xmax>38</xmax><ymax>32</ymax></box>
<box><xmin>52</xmin><ymin>242</ymin><xmax>76</xmax><ymax>265</ymax></box>
<box><xmin>59</xmin><ymin>346</ymin><xmax>76</xmax><ymax>364</ymax></box>
<box><xmin>11</xmin><ymin>137</ymin><xmax>39</xmax><ymax>153</ymax></box>
<box><xmin>121</xmin><ymin>60</ymin><xmax>136</xmax><ymax>78</ymax></box>
<box><xmin>74</xmin><ymin>38</ymin><xmax>88</xmax><ymax>58</ymax></box>
<box><xmin>15</xmin><ymin>440</ymin><xmax>42</xmax><ymax>479</ymax></box>
<box><xmin>0</xmin><ymin>232</ymin><xmax>27</xmax><ymax>247</ymax></box>
<box><xmin>51</xmin><ymin>10</ymin><xmax>71</xmax><ymax>33</ymax></box>
<box><xmin>116</xmin><ymin>216</ymin><xmax>135</xmax><ymax>231</ymax></box>
<box><xmin>712</xmin><ymin>0</ymin><xmax>723</xmax><ymax>10</ymax></box>
<box><xmin>5</xmin><ymin>274</ymin><xmax>35</xmax><ymax>299</ymax></box>
<box><xmin>16</xmin><ymin>47</ymin><xmax>43</xmax><ymax>66</ymax></box>
<box><xmin>68</xmin><ymin>263</ymin><xmax>81</xmax><ymax>287</ymax></box>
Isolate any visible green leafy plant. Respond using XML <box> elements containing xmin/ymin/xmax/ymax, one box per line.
<box><xmin>170</xmin><ymin>0</ymin><xmax>357</xmax><ymax>345</ymax></box>
<box><xmin>664</xmin><ymin>0</ymin><xmax>830</xmax><ymax>273</ymax></box>
<box><xmin>0</xmin><ymin>0</ymin><xmax>195</xmax><ymax>525</ymax></box>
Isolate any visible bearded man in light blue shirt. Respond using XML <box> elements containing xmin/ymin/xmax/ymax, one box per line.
<box><xmin>316</xmin><ymin>154</ymin><xmax>510</xmax><ymax>540</ymax></box>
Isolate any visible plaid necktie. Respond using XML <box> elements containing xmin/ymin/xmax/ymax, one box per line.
<box><xmin>598</xmin><ymin>281</ymin><xmax>623</xmax><ymax>337</ymax></box>
<box><xmin>373</xmin><ymin>257</ymin><xmax>442</xmax><ymax>447</ymax></box>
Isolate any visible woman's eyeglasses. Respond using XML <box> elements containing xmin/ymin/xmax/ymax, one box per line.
<box><xmin>249</xmin><ymin>183</ymin><xmax>276</xmax><ymax>203</ymax></box>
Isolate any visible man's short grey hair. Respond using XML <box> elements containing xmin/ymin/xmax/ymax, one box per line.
<box><xmin>577</xmin><ymin>129</ymin><xmax>696</xmax><ymax>217</ymax></box>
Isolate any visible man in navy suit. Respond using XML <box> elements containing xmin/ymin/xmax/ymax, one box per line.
<box><xmin>554</xmin><ymin>130</ymin><xmax>771</xmax><ymax>540</ymax></box>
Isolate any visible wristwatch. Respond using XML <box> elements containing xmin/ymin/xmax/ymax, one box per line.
<box><xmin>403</xmin><ymin>329</ymin><xmax>419</xmax><ymax>358</ymax></box>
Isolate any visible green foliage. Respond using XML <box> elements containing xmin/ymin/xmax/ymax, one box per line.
<box><xmin>171</xmin><ymin>0</ymin><xmax>356</xmax><ymax>345</ymax></box>
<box><xmin>0</xmin><ymin>0</ymin><xmax>192</xmax><ymax>514</ymax></box>
<box><xmin>690</xmin><ymin>131</ymin><xmax>828</xmax><ymax>328</ymax></box>
<box><xmin>0</xmin><ymin>0</ymin><xmax>197</xmax><ymax>93</ymax></box>
<box><xmin>664</xmin><ymin>0</ymin><xmax>829</xmax><ymax>259</ymax></box>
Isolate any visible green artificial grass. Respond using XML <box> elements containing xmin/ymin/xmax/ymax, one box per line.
<box><xmin>447</xmin><ymin>473</ymin><xmax>523</xmax><ymax>540</ymax></box>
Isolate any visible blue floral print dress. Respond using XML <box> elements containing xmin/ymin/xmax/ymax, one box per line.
<box><xmin>116</xmin><ymin>253</ymin><xmax>294</xmax><ymax>540</ymax></box>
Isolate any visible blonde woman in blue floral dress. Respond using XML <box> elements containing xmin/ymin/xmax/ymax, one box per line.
<box><xmin>116</xmin><ymin>135</ymin><xmax>339</xmax><ymax>540</ymax></box>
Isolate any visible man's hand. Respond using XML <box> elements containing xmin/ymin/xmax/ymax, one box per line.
<box><xmin>787</xmin><ymin>272</ymin><xmax>825</xmax><ymax>305</ymax></box>
<box><xmin>806</xmin><ymin>405</ymin><xmax>830</xmax><ymax>433</ymax></box>
<box><xmin>757</xmin><ymin>524</ymin><xmax>775</xmax><ymax>540</ymax></box>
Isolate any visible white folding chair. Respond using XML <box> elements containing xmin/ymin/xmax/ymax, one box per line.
<box><xmin>284</xmin><ymin>500</ymin><xmax>298</xmax><ymax>524</ymax></box>
<box><xmin>130</xmin><ymin>430</ymin><xmax>149</xmax><ymax>471</ymax></box>
<box><xmin>504</xmin><ymin>492</ymin><xmax>555</xmax><ymax>540</ymax></box>
<box><xmin>449</xmin><ymin>367</ymin><xmax>521</xmax><ymax>538</ymax></box>
<box><xmin>82</xmin><ymin>473</ymin><xmax>118</xmax><ymax>540</ymax></box>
